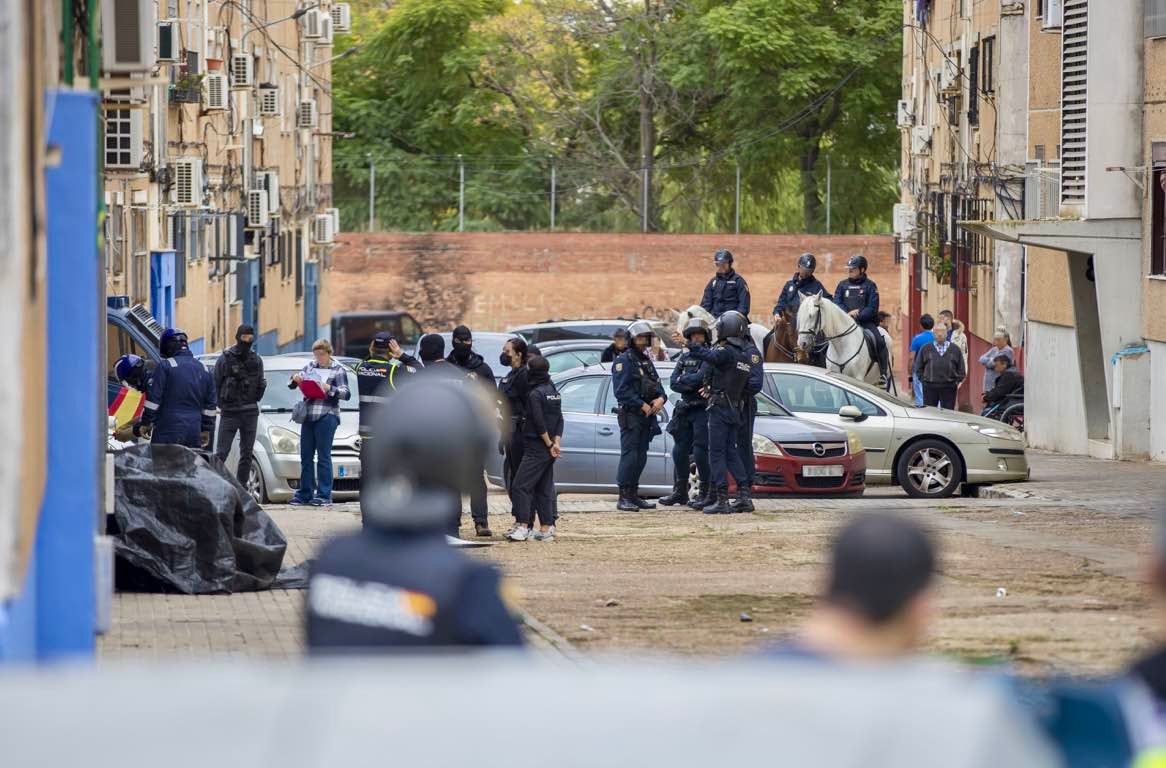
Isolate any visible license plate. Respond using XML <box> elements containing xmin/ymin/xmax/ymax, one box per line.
<box><xmin>802</xmin><ymin>465</ymin><xmax>844</xmax><ymax>477</ymax></box>
<box><xmin>337</xmin><ymin>467</ymin><xmax>359</xmax><ymax>479</ymax></box>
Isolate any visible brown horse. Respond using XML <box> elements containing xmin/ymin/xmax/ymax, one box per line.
<box><xmin>764</xmin><ymin>309</ymin><xmax>801</xmax><ymax>363</ymax></box>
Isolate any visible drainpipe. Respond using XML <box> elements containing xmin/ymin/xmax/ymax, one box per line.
<box><xmin>62</xmin><ymin>0</ymin><xmax>74</xmax><ymax>85</ymax></box>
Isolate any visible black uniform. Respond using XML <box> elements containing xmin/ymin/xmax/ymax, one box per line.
<box><xmin>700</xmin><ymin>269</ymin><xmax>751</xmax><ymax>318</ymax></box>
<box><xmin>834</xmin><ymin>275</ymin><xmax>886</xmax><ymax>377</ymax></box>
<box><xmin>213</xmin><ymin>340</ymin><xmax>266</xmax><ymax>485</ymax></box>
<box><xmin>773</xmin><ymin>273</ymin><xmax>828</xmax><ymax>317</ymax></box>
<box><xmin>140</xmin><ymin>350</ymin><xmax>218</xmax><ymax>447</ymax></box>
<box><xmin>735</xmin><ymin>341</ymin><xmax>765</xmax><ymax>492</ymax></box>
<box><xmin>443</xmin><ymin>351</ymin><xmax>496</xmax><ymax>531</ymax></box>
<box><xmin>354</xmin><ymin>354</ymin><xmax>418</xmax><ymax>439</ymax></box>
<box><xmin>668</xmin><ymin>348</ymin><xmax>711</xmax><ymax>491</ymax></box>
<box><xmin>497</xmin><ymin>364</ymin><xmax>531</xmax><ymax>493</ymax></box>
<box><xmin>511</xmin><ymin>372</ymin><xmax>563</xmax><ymax>528</ymax></box>
<box><xmin>612</xmin><ymin>347</ymin><xmax>663</xmax><ymax>491</ymax></box>
<box><xmin>686</xmin><ymin>341</ymin><xmax>750</xmax><ymax>490</ymax></box>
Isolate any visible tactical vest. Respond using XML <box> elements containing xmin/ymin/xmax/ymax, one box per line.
<box><xmin>675</xmin><ymin>352</ymin><xmax>707</xmax><ymax>404</ymax></box>
<box><xmin>708</xmin><ymin>271</ymin><xmax>745</xmax><ymax>315</ymax></box>
<box><xmin>710</xmin><ymin>343</ymin><xmax>751</xmax><ymax>405</ymax></box>
<box><xmin>219</xmin><ymin>347</ymin><xmax>263</xmax><ymax>409</ymax></box>
<box><xmin>839</xmin><ymin>279</ymin><xmax>874</xmax><ymax>316</ymax></box>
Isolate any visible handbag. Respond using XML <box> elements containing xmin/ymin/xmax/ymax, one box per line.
<box><xmin>292</xmin><ymin>398</ymin><xmax>309</xmax><ymax>424</ymax></box>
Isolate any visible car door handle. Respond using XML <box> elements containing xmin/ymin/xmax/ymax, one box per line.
<box><xmin>597</xmin><ymin>427</ymin><xmax>614</xmax><ymax>436</ymax></box>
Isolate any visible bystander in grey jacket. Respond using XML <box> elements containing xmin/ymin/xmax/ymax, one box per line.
<box><xmin>915</xmin><ymin>339</ymin><xmax>966</xmax><ymax>387</ymax></box>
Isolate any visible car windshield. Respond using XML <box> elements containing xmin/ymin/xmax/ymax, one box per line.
<box><xmin>261</xmin><ymin>366</ymin><xmax>360</xmax><ymax>411</ymax></box>
<box><xmin>826</xmin><ymin>372</ymin><xmax>914</xmax><ymax>406</ymax></box>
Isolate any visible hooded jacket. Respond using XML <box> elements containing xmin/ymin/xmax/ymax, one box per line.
<box><xmin>446</xmin><ymin>349</ymin><xmax>497</xmax><ymax>390</ymax></box>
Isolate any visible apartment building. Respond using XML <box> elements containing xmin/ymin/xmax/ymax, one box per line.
<box><xmin>899</xmin><ymin>0</ymin><xmax>1165</xmax><ymax>462</ymax></box>
<box><xmin>102</xmin><ymin>0</ymin><xmax>350</xmax><ymax>357</ymax></box>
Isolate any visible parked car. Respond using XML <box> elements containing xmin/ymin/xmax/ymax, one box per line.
<box><xmin>485</xmin><ymin>363</ymin><xmax>865</xmax><ymax>497</ymax></box>
<box><xmin>508</xmin><ymin>319</ymin><xmax>683</xmax><ymax>350</ymax></box>
<box><xmin>330</xmin><ymin>311</ymin><xmax>424</xmax><ymax>359</ymax></box>
<box><xmin>759</xmin><ymin>364</ymin><xmax>1029</xmax><ymax>498</ymax></box>
<box><xmin>106</xmin><ymin>297</ymin><xmax>163</xmax><ymax>407</ymax></box>
<box><xmin>204</xmin><ymin>356</ymin><xmax>362</xmax><ymax>503</ymax></box>
<box><xmin>535</xmin><ymin>340</ymin><xmax>609</xmax><ymax>374</ymax></box>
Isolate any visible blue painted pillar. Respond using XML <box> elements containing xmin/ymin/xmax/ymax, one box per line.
<box><xmin>36</xmin><ymin>89</ymin><xmax>100</xmax><ymax>658</ymax></box>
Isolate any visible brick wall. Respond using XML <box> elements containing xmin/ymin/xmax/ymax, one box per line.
<box><xmin>333</xmin><ymin>232</ymin><xmax>899</xmax><ymax>334</ymax></box>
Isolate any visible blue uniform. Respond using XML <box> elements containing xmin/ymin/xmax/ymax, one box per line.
<box><xmin>833</xmin><ymin>277</ymin><xmax>880</xmax><ymax>330</ymax></box>
<box><xmin>700</xmin><ymin>269</ymin><xmax>751</xmax><ymax>318</ymax></box>
<box><xmin>668</xmin><ymin>349</ymin><xmax>712</xmax><ymax>488</ymax></box>
<box><xmin>735</xmin><ymin>341</ymin><xmax>765</xmax><ymax>489</ymax></box>
<box><xmin>612</xmin><ymin>348</ymin><xmax>663</xmax><ymax>489</ymax></box>
<box><xmin>773</xmin><ymin>274</ymin><xmax>828</xmax><ymax>316</ymax></box>
<box><xmin>140</xmin><ymin>349</ymin><xmax>217</xmax><ymax>447</ymax></box>
<box><xmin>686</xmin><ymin>342</ymin><xmax>750</xmax><ymax>488</ymax></box>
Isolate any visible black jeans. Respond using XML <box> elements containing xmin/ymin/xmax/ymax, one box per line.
<box><xmin>512</xmin><ymin>436</ymin><xmax>556</xmax><ymax>527</ymax></box>
<box><xmin>215</xmin><ymin>409</ymin><xmax>259</xmax><ymax>486</ymax></box>
<box><xmin>617</xmin><ymin>413</ymin><xmax>653</xmax><ymax>488</ymax></box>
<box><xmin>735</xmin><ymin>398</ymin><xmax>758</xmax><ymax>488</ymax></box>
<box><xmin>923</xmin><ymin>384</ymin><xmax>958</xmax><ymax>410</ymax></box>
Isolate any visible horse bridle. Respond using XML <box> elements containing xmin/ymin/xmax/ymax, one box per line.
<box><xmin>799</xmin><ymin>300</ymin><xmax>866</xmax><ymax>370</ymax></box>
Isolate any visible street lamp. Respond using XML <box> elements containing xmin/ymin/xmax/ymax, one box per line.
<box><xmin>309</xmin><ymin>45</ymin><xmax>362</xmax><ymax>69</ymax></box>
<box><xmin>241</xmin><ymin>2</ymin><xmax>320</xmax><ymax>48</ymax></box>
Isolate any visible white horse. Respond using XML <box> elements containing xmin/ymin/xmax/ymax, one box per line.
<box><xmin>676</xmin><ymin>305</ymin><xmax>770</xmax><ymax>353</ymax></box>
<box><xmin>795</xmin><ymin>292</ymin><xmax>882</xmax><ymax>387</ymax></box>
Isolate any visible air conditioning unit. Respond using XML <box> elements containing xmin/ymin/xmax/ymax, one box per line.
<box><xmin>313</xmin><ymin>213</ymin><xmax>334</xmax><ymax>244</ymax></box>
<box><xmin>319</xmin><ymin>15</ymin><xmax>334</xmax><ymax>46</ymax></box>
<box><xmin>298</xmin><ymin>100</ymin><xmax>318</xmax><ymax>129</ymax></box>
<box><xmin>938</xmin><ymin>59</ymin><xmax>961</xmax><ymax>95</ymax></box>
<box><xmin>204</xmin><ymin>73</ymin><xmax>227</xmax><ymax>110</ymax></box>
<box><xmin>157</xmin><ymin>20</ymin><xmax>179</xmax><ymax>63</ymax></box>
<box><xmin>326</xmin><ymin>207</ymin><xmax>340</xmax><ymax>235</ymax></box>
<box><xmin>247</xmin><ymin>189</ymin><xmax>270</xmax><ymax>229</ymax></box>
<box><xmin>171</xmin><ymin>157</ymin><xmax>203</xmax><ymax>207</ymax></box>
<box><xmin>102</xmin><ymin>0</ymin><xmax>157</xmax><ymax>72</ymax></box>
<box><xmin>910</xmin><ymin>125</ymin><xmax>932</xmax><ymax>156</ymax></box>
<box><xmin>230</xmin><ymin>54</ymin><xmax>253</xmax><ymax>89</ymax></box>
<box><xmin>255</xmin><ymin>170</ymin><xmax>280</xmax><ymax>215</ymax></box>
<box><xmin>896</xmin><ymin>100</ymin><xmax>915</xmax><ymax>129</ymax></box>
<box><xmin>893</xmin><ymin>204</ymin><xmax>917</xmax><ymax>237</ymax></box>
<box><xmin>303</xmin><ymin>9</ymin><xmax>323</xmax><ymax>38</ymax></box>
<box><xmin>331</xmin><ymin>3</ymin><xmax>352</xmax><ymax>33</ymax></box>
<box><xmin>257</xmin><ymin>85</ymin><xmax>280</xmax><ymax>117</ymax></box>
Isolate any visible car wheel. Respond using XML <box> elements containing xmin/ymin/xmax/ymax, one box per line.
<box><xmin>247</xmin><ymin>463</ymin><xmax>267</xmax><ymax>504</ymax></box>
<box><xmin>897</xmin><ymin>439</ymin><xmax>963</xmax><ymax>499</ymax></box>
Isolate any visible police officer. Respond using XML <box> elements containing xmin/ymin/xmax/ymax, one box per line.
<box><xmin>832</xmin><ymin>254</ymin><xmax>888</xmax><ymax>382</ymax></box>
<box><xmin>658</xmin><ymin>318</ymin><xmax>711</xmax><ymax>509</ymax></box>
<box><xmin>506</xmin><ymin>355</ymin><xmax>563</xmax><ymax>542</ymax></box>
<box><xmin>115</xmin><ymin>353</ymin><xmax>150</xmax><ymax>392</ymax></box>
<box><xmin>685</xmin><ymin>311</ymin><xmax>751</xmax><ymax>515</ymax></box>
<box><xmin>355</xmin><ymin>332</ymin><xmax>418</xmax><ymax>524</ymax></box>
<box><xmin>732</xmin><ymin>333</ymin><xmax>765</xmax><ymax>513</ymax></box>
<box><xmin>498</xmin><ymin>337</ymin><xmax>531</xmax><ymax>519</ymax></box>
<box><xmin>445</xmin><ymin>326</ymin><xmax>496</xmax><ymax>538</ymax></box>
<box><xmin>774</xmin><ymin>253</ymin><xmax>827</xmax><ymax>319</ymax></box>
<box><xmin>213</xmin><ymin>324</ymin><xmax>266</xmax><ymax>486</ymax></box>
<box><xmin>700</xmin><ymin>249</ymin><xmax>751</xmax><ymax>319</ymax></box>
<box><xmin>138</xmin><ymin>328</ymin><xmax>217</xmax><ymax>448</ymax></box>
<box><xmin>306</xmin><ymin>379</ymin><xmax>524</xmax><ymax>652</ymax></box>
<box><xmin>612</xmin><ymin>320</ymin><xmax>666</xmax><ymax>512</ymax></box>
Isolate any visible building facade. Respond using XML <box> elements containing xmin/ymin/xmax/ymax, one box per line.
<box><xmin>899</xmin><ymin>0</ymin><xmax>1165</xmax><ymax>462</ymax></box>
<box><xmin>102</xmin><ymin>0</ymin><xmax>347</xmax><ymax>358</ymax></box>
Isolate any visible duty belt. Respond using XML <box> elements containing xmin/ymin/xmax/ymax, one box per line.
<box><xmin>707</xmin><ymin>391</ymin><xmax>741</xmax><ymax>411</ymax></box>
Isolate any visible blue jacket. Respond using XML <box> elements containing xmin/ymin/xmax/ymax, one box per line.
<box><xmin>700</xmin><ymin>269</ymin><xmax>751</xmax><ymax>318</ymax></box>
<box><xmin>613</xmin><ymin>348</ymin><xmax>662</xmax><ymax>410</ymax></box>
<box><xmin>833</xmin><ymin>277</ymin><xmax>880</xmax><ymax>328</ymax></box>
<box><xmin>744</xmin><ymin>340</ymin><xmax>764</xmax><ymax>397</ymax></box>
<box><xmin>773</xmin><ymin>274</ymin><xmax>828</xmax><ymax>316</ymax></box>
<box><xmin>140</xmin><ymin>349</ymin><xmax>217</xmax><ymax>447</ymax></box>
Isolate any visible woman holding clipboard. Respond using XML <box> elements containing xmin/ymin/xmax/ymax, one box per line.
<box><xmin>289</xmin><ymin>339</ymin><xmax>351</xmax><ymax>506</ymax></box>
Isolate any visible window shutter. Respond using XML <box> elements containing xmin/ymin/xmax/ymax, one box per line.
<box><xmin>1147</xmin><ymin>0</ymin><xmax>1166</xmax><ymax>38</ymax></box>
<box><xmin>968</xmin><ymin>44</ymin><xmax>979</xmax><ymax>126</ymax></box>
<box><xmin>1061</xmin><ymin>0</ymin><xmax>1088</xmax><ymax>206</ymax></box>
<box><xmin>295</xmin><ymin>234</ymin><xmax>303</xmax><ymax>300</ymax></box>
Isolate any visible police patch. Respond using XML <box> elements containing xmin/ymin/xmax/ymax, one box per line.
<box><xmin>751</xmin><ymin>354</ymin><xmax>760</xmax><ymax>364</ymax></box>
<box><xmin>615</xmin><ymin>362</ymin><xmax>624</xmax><ymax>372</ymax></box>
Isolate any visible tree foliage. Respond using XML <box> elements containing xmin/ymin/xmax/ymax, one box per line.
<box><xmin>331</xmin><ymin>0</ymin><xmax>901</xmax><ymax>234</ymax></box>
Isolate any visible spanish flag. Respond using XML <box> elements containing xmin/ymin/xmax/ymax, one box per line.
<box><xmin>109</xmin><ymin>386</ymin><xmax>145</xmax><ymax>434</ymax></box>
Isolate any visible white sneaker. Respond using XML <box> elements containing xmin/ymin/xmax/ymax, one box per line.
<box><xmin>506</xmin><ymin>525</ymin><xmax>530</xmax><ymax>542</ymax></box>
<box><xmin>531</xmin><ymin>527</ymin><xmax>555</xmax><ymax>542</ymax></box>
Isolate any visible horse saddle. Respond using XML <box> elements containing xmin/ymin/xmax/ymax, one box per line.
<box><xmin>862</xmin><ymin>328</ymin><xmax>890</xmax><ymax>380</ymax></box>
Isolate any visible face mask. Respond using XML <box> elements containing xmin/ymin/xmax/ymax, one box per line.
<box><xmin>452</xmin><ymin>343</ymin><xmax>472</xmax><ymax>362</ymax></box>
<box><xmin>499</xmin><ymin>352</ymin><xmax>512</xmax><ymax>367</ymax></box>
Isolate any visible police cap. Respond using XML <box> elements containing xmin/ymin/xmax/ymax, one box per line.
<box><xmin>372</xmin><ymin>332</ymin><xmax>395</xmax><ymax>349</ymax></box>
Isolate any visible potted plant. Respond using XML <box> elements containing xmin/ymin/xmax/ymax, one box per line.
<box><xmin>170</xmin><ymin>71</ymin><xmax>204</xmax><ymax>104</ymax></box>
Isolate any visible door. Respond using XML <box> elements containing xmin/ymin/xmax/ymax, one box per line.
<box><xmin>303</xmin><ymin>261</ymin><xmax>319</xmax><ymax>345</ymax></box>
<box><xmin>554</xmin><ymin>374</ymin><xmax>605</xmax><ymax>488</ymax></box>
<box><xmin>768</xmin><ymin>372</ymin><xmax>895</xmax><ymax>471</ymax></box>
<box><xmin>148</xmin><ymin>250</ymin><xmax>176</xmax><ymax>329</ymax></box>
<box><xmin>600</xmin><ymin>379</ymin><xmax>670</xmax><ymax>493</ymax></box>
<box><xmin>240</xmin><ymin>258</ymin><xmax>260</xmax><ymax>330</ymax></box>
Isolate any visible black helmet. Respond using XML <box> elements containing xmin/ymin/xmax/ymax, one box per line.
<box><xmin>715</xmin><ymin>310</ymin><xmax>748</xmax><ymax>340</ymax></box>
<box><xmin>682</xmin><ymin>317</ymin><xmax>710</xmax><ymax>340</ymax></box>
<box><xmin>846</xmin><ymin>254</ymin><xmax>868</xmax><ymax>271</ymax></box>
<box><xmin>159</xmin><ymin>328</ymin><xmax>188</xmax><ymax>357</ymax></box>
<box><xmin>798</xmin><ymin>252</ymin><xmax>817</xmax><ymax>271</ymax></box>
<box><xmin>714</xmin><ymin>249</ymin><xmax>734</xmax><ymax>265</ymax></box>
<box><xmin>626</xmin><ymin>319</ymin><xmax>654</xmax><ymax>340</ymax></box>
<box><xmin>362</xmin><ymin>379</ymin><xmax>504</xmax><ymax>531</ymax></box>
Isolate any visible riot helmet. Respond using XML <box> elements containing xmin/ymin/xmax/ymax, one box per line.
<box><xmin>159</xmin><ymin>328</ymin><xmax>188</xmax><ymax>358</ymax></box>
<box><xmin>715</xmin><ymin>310</ymin><xmax>748</xmax><ymax>341</ymax></box>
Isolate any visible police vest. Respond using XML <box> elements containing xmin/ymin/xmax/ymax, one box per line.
<box><xmin>674</xmin><ymin>352</ymin><xmax>707</xmax><ymax>404</ymax></box>
<box><xmin>219</xmin><ymin>347</ymin><xmax>263</xmax><ymax>409</ymax></box>
<box><xmin>839</xmin><ymin>280</ymin><xmax>874</xmax><ymax>314</ymax></box>
<box><xmin>708</xmin><ymin>272</ymin><xmax>745</xmax><ymax>314</ymax></box>
<box><xmin>711</xmin><ymin>343</ymin><xmax>751</xmax><ymax>403</ymax></box>
<box><xmin>627</xmin><ymin>353</ymin><xmax>663</xmax><ymax>402</ymax></box>
<box><xmin>356</xmin><ymin>358</ymin><xmax>410</xmax><ymax>436</ymax></box>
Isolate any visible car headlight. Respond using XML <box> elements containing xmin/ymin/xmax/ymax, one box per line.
<box><xmin>752</xmin><ymin>434</ymin><xmax>783</xmax><ymax>456</ymax></box>
<box><xmin>967</xmin><ymin>422</ymin><xmax>1023</xmax><ymax>441</ymax></box>
<box><xmin>268</xmin><ymin>425</ymin><xmax>300</xmax><ymax>454</ymax></box>
<box><xmin>847</xmin><ymin>430</ymin><xmax>865</xmax><ymax>454</ymax></box>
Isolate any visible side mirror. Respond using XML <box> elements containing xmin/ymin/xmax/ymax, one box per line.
<box><xmin>838</xmin><ymin>405</ymin><xmax>865</xmax><ymax>421</ymax></box>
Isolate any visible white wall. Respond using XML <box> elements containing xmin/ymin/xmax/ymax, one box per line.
<box><xmin>1026</xmin><ymin>321</ymin><xmax>1090</xmax><ymax>455</ymax></box>
<box><xmin>1151</xmin><ymin>341</ymin><xmax>1166</xmax><ymax>462</ymax></box>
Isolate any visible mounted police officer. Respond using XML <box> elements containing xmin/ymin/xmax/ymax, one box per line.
<box><xmin>732</xmin><ymin>332</ymin><xmax>765</xmax><ymax>513</ymax></box>
<box><xmin>685</xmin><ymin>311</ymin><xmax>751</xmax><ymax>515</ymax></box>
<box><xmin>833</xmin><ymin>254</ymin><xmax>888</xmax><ymax>383</ymax></box>
<box><xmin>355</xmin><ymin>332</ymin><xmax>419</xmax><ymax>520</ymax></box>
<box><xmin>612</xmin><ymin>320</ymin><xmax>666</xmax><ymax>512</ymax></box>
<box><xmin>138</xmin><ymin>328</ymin><xmax>217</xmax><ymax>448</ymax></box>
<box><xmin>658</xmin><ymin>318</ymin><xmax>712</xmax><ymax>509</ymax></box>
<box><xmin>774</xmin><ymin>253</ymin><xmax>827</xmax><ymax>318</ymax></box>
<box><xmin>213</xmin><ymin>324</ymin><xmax>266</xmax><ymax>486</ymax></box>
<box><xmin>306</xmin><ymin>379</ymin><xmax>524</xmax><ymax>652</ymax></box>
<box><xmin>700</xmin><ymin>249</ymin><xmax>751</xmax><ymax>319</ymax></box>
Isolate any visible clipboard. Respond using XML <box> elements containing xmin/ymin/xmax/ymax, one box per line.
<box><xmin>299</xmin><ymin>379</ymin><xmax>329</xmax><ymax>399</ymax></box>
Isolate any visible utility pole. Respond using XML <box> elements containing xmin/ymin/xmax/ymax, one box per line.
<box><xmin>825</xmin><ymin>153</ymin><xmax>832</xmax><ymax>235</ymax></box>
<box><xmin>549</xmin><ymin>156</ymin><xmax>556</xmax><ymax>231</ymax></box>
<box><xmin>367</xmin><ymin>155</ymin><xmax>375</xmax><ymax>232</ymax></box>
<box><xmin>458</xmin><ymin>154</ymin><xmax>465</xmax><ymax>232</ymax></box>
<box><xmin>735</xmin><ymin>160</ymin><xmax>741</xmax><ymax>235</ymax></box>
<box><xmin>641</xmin><ymin>154</ymin><xmax>648</xmax><ymax>233</ymax></box>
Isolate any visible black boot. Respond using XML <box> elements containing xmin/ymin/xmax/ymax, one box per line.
<box><xmin>688</xmin><ymin>482</ymin><xmax>710</xmax><ymax>510</ymax></box>
<box><xmin>701</xmin><ymin>486</ymin><xmax>731</xmax><ymax>515</ymax></box>
<box><xmin>616</xmin><ymin>487</ymin><xmax>639</xmax><ymax>512</ymax></box>
<box><xmin>657</xmin><ymin>479</ymin><xmax>689</xmax><ymax>507</ymax></box>
<box><xmin>730</xmin><ymin>486</ymin><xmax>754</xmax><ymax>513</ymax></box>
<box><xmin>632</xmin><ymin>485</ymin><xmax>656</xmax><ymax>509</ymax></box>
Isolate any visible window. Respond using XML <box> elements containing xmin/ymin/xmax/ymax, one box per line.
<box><xmin>106</xmin><ymin>202</ymin><xmax>125</xmax><ymax>276</ymax></box>
<box><xmin>399</xmin><ymin>316</ymin><xmax>422</xmax><ymax>345</ymax></box>
<box><xmin>1152</xmin><ymin>143</ymin><xmax>1166</xmax><ymax>276</ymax></box>
<box><xmin>967</xmin><ymin>44</ymin><xmax>979</xmax><ymax>126</ymax></box>
<box><xmin>170</xmin><ymin>213</ymin><xmax>187</xmax><ymax>298</ymax></box>
<box><xmin>755</xmin><ymin>393</ymin><xmax>791</xmax><ymax>418</ymax></box>
<box><xmin>548</xmin><ymin>350</ymin><xmax>601</xmax><ymax>375</ymax></box>
<box><xmin>1147</xmin><ymin>0</ymin><xmax>1166</xmax><ymax>38</ymax></box>
<box><xmin>106</xmin><ymin>324</ymin><xmax>148</xmax><ymax>385</ymax></box>
<box><xmin>295</xmin><ymin>234</ymin><xmax>303</xmax><ymax>299</ymax></box>
<box><xmin>104</xmin><ymin>91</ymin><xmax>140</xmax><ymax>169</ymax></box>
<box><xmin>770</xmin><ymin>373</ymin><xmax>849</xmax><ymax>414</ymax></box>
<box><xmin>559</xmin><ymin>376</ymin><xmax>606</xmax><ymax>414</ymax></box>
<box><xmin>848</xmin><ymin>392</ymin><xmax>883</xmax><ymax>417</ymax></box>
<box><xmin>981</xmin><ymin>37</ymin><xmax>995</xmax><ymax>95</ymax></box>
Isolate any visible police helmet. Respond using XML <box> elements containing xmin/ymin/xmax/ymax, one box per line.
<box><xmin>682</xmin><ymin>317</ymin><xmax>709</xmax><ymax>341</ymax></box>
<box><xmin>715</xmin><ymin>310</ymin><xmax>748</xmax><ymax>340</ymax></box>
<box><xmin>159</xmin><ymin>328</ymin><xmax>189</xmax><ymax>357</ymax></box>
<box><xmin>115</xmin><ymin>354</ymin><xmax>146</xmax><ymax>387</ymax></box>
<box><xmin>798</xmin><ymin>252</ymin><xmax>817</xmax><ymax>271</ymax></box>
<box><xmin>714</xmin><ymin>249</ymin><xmax>734</xmax><ymax>265</ymax></box>
<box><xmin>846</xmin><ymin>254</ymin><xmax>868</xmax><ymax>271</ymax></box>
<box><xmin>362</xmin><ymin>379</ymin><xmax>504</xmax><ymax>531</ymax></box>
<box><xmin>626</xmin><ymin>319</ymin><xmax>654</xmax><ymax>340</ymax></box>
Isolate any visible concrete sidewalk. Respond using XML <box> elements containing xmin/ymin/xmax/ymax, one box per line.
<box><xmin>976</xmin><ymin>450</ymin><xmax>1166</xmax><ymax>510</ymax></box>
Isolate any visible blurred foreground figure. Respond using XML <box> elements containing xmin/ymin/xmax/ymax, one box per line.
<box><xmin>779</xmin><ymin>513</ymin><xmax>936</xmax><ymax>660</ymax></box>
<box><xmin>307</xmin><ymin>380</ymin><xmax>523</xmax><ymax>651</ymax></box>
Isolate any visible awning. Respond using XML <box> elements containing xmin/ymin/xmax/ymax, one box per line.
<box><xmin>959</xmin><ymin>218</ymin><xmax>1140</xmax><ymax>253</ymax></box>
